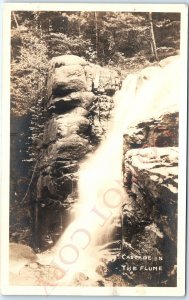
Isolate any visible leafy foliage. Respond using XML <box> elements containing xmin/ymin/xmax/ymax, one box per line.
<box><xmin>11</xmin><ymin>28</ymin><xmax>48</xmax><ymax>115</ymax></box>
<box><xmin>11</xmin><ymin>11</ymin><xmax>180</xmax><ymax>116</ymax></box>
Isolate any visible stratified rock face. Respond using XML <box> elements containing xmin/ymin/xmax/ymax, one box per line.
<box><xmin>89</xmin><ymin>95</ymin><xmax>114</xmax><ymax>142</ymax></box>
<box><xmin>49</xmin><ymin>65</ymin><xmax>88</xmax><ymax>96</ymax></box>
<box><xmin>123</xmin><ymin>111</ymin><xmax>178</xmax><ymax>150</ymax></box>
<box><xmin>47</xmin><ymin>55</ymin><xmax>121</xmax><ymax>143</ymax></box>
<box><xmin>47</xmin><ymin>55</ymin><xmax>121</xmax><ymax>100</ymax></box>
<box><xmin>122</xmin><ymin>110</ymin><xmax>178</xmax><ymax>287</ymax></box>
<box><xmin>36</xmin><ymin>55</ymin><xmax>120</xmax><ymax>249</ymax></box>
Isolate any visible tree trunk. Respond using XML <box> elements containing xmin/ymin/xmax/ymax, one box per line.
<box><xmin>149</xmin><ymin>12</ymin><xmax>159</xmax><ymax>61</ymax></box>
<box><xmin>12</xmin><ymin>12</ymin><xmax>20</xmax><ymax>32</ymax></box>
<box><xmin>78</xmin><ymin>12</ymin><xmax>81</xmax><ymax>36</ymax></box>
<box><xmin>94</xmin><ymin>12</ymin><xmax>98</xmax><ymax>58</ymax></box>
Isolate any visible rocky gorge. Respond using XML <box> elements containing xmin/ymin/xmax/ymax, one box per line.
<box><xmin>10</xmin><ymin>55</ymin><xmax>179</xmax><ymax>287</ymax></box>
<box><xmin>35</xmin><ymin>55</ymin><xmax>121</xmax><ymax>249</ymax></box>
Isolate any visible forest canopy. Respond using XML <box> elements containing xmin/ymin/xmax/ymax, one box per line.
<box><xmin>11</xmin><ymin>11</ymin><xmax>180</xmax><ymax>116</ymax></box>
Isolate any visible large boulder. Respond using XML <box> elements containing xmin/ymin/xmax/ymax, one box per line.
<box><xmin>47</xmin><ymin>92</ymin><xmax>96</xmax><ymax>111</ymax></box>
<box><xmin>43</xmin><ymin>134</ymin><xmax>90</xmax><ymax>161</ymax></box>
<box><xmin>124</xmin><ymin>146</ymin><xmax>178</xmax><ymax>243</ymax></box>
<box><xmin>48</xmin><ymin>65</ymin><xmax>87</xmax><ymax>98</ymax></box>
<box><xmin>42</xmin><ymin>108</ymin><xmax>90</xmax><ymax>145</ymax></box>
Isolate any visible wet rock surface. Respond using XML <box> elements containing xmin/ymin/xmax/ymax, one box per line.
<box><xmin>36</xmin><ymin>55</ymin><xmax>120</xmax><ymax>249</ymax></box>
<box><xmin>123</xmin><ymin>111</ymin><xmax>178</xmax><ymax>150</ymax></box>
<box><xmin>121</xmin><ymin>110</ymin><xmax>178</xmax><ymax>286</ymax></box>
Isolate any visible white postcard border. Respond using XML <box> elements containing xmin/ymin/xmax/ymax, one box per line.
<box><xmin>0</xmin><ymin>3</ymin><xmax>188</xmax><ymax>296</ymax></box>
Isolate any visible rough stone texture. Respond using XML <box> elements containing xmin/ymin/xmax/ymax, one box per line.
<box><xmin>42</xmin><ymin>109</ymin><xmax>90</xmax><ymax>146</ymax></box>
<box><xmin>124</xmin><ymin>147</ymin><xmax>178</xmax><ymax>209</ymax></box>
<box><xmin>84</xmin><ymin>64</ymin><xmax>121</xmax><ymax>95</ymax></box>
<box><xmin>122</xmin><ymin>110</ymin><xmax>178</xmax><ymax>287</ymax></box>
<box><xmin>123</xmin><ymin>111</ymin><xmax>178</xmax><ymax>150</ymax></box>
<box><xmin>50</xmin><ymin>55</ymin><xmax>88</xmax><ymax>68</ymax></box>
<box><xmin>89</xmin><ymin>95</ymin><xmax>114</xmax><ymax>142</ymax></box>
<box><xmin>36</xmin><ymin>55</ymin><xmax>120</xmax><ymax>249</ymax></box>
<box><xmin>47</xmin><ymin>55</ymin><xmax>121</xmax><ymax>100</ymax></box>
<box><xmin>49</xmin><ymin>65</ymin><xmax>88</xmax><ymax>97</ymax></box>
<box><xmin>47</xmin><ymin>92</ymin><xmax>96</xmax><ymax>111</ymax></box>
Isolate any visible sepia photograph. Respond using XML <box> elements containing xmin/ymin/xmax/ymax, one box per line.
<box><xmin>1</xmin><ymin>3</ymin><xmax>188</xmax><ymax>296</ymax></box>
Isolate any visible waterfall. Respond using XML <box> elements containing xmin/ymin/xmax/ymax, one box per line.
<box><xmin>39</xmin><ymin>56</ymin><xmax>180</xmax><ymax>285</ymax></box>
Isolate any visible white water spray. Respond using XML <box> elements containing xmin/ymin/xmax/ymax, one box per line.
<box><xmin>39</xmin><ymin>56</ymin><xmax>180</xmax><ymax>285</ymax></box>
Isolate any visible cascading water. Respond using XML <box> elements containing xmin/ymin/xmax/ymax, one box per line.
<box><xmin>39</xmin><ymin>56</ymin><xmax>180</xmax><ymax>285</ymax></box>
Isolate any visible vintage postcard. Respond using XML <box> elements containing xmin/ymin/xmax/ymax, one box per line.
<box><xmin>0</xmin><ymin>3</ymin><xmax>188</xmax><ymax>296</ymax></box>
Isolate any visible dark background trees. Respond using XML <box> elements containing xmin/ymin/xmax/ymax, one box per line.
<box><xmin>11</xmin><ymin>11</ymin><xmax>180</xmax><ymax>116</ymax></box>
